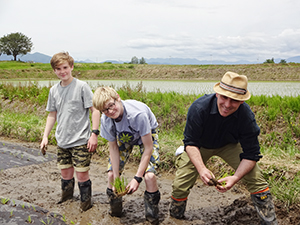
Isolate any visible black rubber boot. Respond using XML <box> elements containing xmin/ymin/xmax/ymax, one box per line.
<box><xmin>169</xmin><ymin>198</ymin><xmax>187</xmax><ymax>219</ymax></box>
<box><xmin>106</xmin><ymin>188</ymin><xmax>123</xmax><ymax>217</ymax></box>
<box><xmin>58</xmin><ymin>178</ymin><xmax>74</xmax><ymax>204</ymax></box>
<box><xmin>251</xmin><ymin>190</ymin><xmax>278</xmax><ymax>225</ymax></box>
<box><xmin>78</xmin><ymin>179</ymin><xmax>92</xmax><ymax>211</ymax></box>
<box><xmin>144</xmin><ymin>190</ymin><xmax>160</xmax><ymax>225</ymax></box>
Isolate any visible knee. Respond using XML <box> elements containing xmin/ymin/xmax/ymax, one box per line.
<box><xmin>144</xmin><ymin>172</ymin><xmax>156</xmax><ymax>183</ymax></box>
<box><xmin>107</xmin><ymin>171</ymin><xmax>114</xmax><ymax>181</ymax></box>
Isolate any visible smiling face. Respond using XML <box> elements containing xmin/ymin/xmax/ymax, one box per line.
<box><xmin>54</xmin><ymin>62</ymin><xmax>74</xmax><ymax>86</ymax></box>
<box><xmin>102</xmin><ymin>97</ymin><xmax>123</xmax><ymax>120</ymax></box>
<box><xmin>216</xmin><ymin>93</ymin><xmax>244</xmax><ymax>117</ymax></box>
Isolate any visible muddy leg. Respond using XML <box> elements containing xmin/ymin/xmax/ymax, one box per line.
<box><xmin>251</xmin><ymin>190</ymin><xmax>278</xmax><ymax>225</ymax></box>
<box><xmin>169</xmin><ymin>198</ymin><xmax>187</xmax><ymax>219</ymax></box>
<box><xmin>58</xmin><ymin>178</ymin><xmax>74</xmax><ymax>204</ymax></box>
<box><xmin>107</xmin><ymin>188</ymin><xmax>123</xmax><ymax>217</ymax></box>
<box><xmin>78</xmin><ymin>179</ymin><xmax>92</xmax><ymax>211</ymax></box>
<box><xmin>144</xmin><ymin>190</ymin><xmax>160</xmax><ymax>224</ymax></box>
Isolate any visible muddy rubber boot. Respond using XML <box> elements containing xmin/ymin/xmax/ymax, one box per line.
<box><xmin>58</xmin><ymin>178</ymin><xmax>74</xmax><ymax>204</ymax></box>
<box><xmin>78</xmin><ymin>179</ymin><xmax>92</xmax><ymax>211</ymax></box>
<box><xmin>251</xmin><ymin>190</ymin><xmax>278</xmax><ymax>225</ymax></box>
<box><xmin>169</xmin><ymin>198</ymin><xmax>187</xmax><ymax>219</ymax></box>
<box><xmin>106</xmin><ymin>188</ymin><xmax>123</xmax><ymax>217</ymax></box>
<box><xmin>144</xmin><ymin>190</ymin><xmax>160</xmax><ymax>225</ymax></box>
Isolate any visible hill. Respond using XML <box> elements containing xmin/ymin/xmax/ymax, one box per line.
<box><xmin>1</xmin><ymin>52</ymin><xmax>300</xmax><ymax>64</ymax></box>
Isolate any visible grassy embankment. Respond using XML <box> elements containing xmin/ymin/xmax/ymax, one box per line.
<box><xmin>0</xmin><ymin>61</ymin><xmax>300</xmax><ymax>210</ymax></box>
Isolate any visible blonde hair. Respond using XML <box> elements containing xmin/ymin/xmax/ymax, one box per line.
<box><xmin>92</xmin><ymin>86</ymin><xmax>119</xmax><ymax>111</ymax></box>
<box><xmin>50</xmin><ymin>52</ymin><xmax>74</xmax><ymax>70</ymax></box>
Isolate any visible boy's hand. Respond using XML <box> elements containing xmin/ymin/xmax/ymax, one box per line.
<box><xmin>87</xmin><ymin>134</ymin><xmax>98</xmax><ymax>152</ymax></box>
<box><xmin>40</xmin><ymin>138</ymin><xmax>48</xmax><ymax>155</ymax></box>
<box><xmin>126</xmin><ymin>179</ymin><xmax>140</xmax><ymax>194</ymax></box>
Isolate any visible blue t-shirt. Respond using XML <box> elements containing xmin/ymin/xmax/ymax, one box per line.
<box><xmin>183</xmin><ymin>93</ymin><xmax>262</xmax><ymax>161</ymax></box>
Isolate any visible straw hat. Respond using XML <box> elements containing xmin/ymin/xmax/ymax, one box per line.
<box><xmin>213</xmin><ymin>71</ymin><xmax>251</xmax><ymax>101</ymax></box>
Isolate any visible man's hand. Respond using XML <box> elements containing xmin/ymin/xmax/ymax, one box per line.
<box><xmin>215</xmin><ymin>175</ymin><xmax>239</xmax><ymax>193</ymax></box>
<box><xmin>200</xmin><ymin>168</ymin><xmax>216</xmax><ymax>186</ymax></box>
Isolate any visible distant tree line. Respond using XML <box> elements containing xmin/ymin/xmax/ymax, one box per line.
<box><xmin>130</xmin><ymin>56</ymin><xmax>147</xmax><ymax>64</ymax></box>
<box><xmin>264</xmin><ymin>58</ymin><xmax>287</xmax><ymax>64</ymax></box>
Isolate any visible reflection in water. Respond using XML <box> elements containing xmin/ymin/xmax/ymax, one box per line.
<box><xmin>3</xmin><ymin>80</ymin><xmax>300</xmax><ymax>96</ymax></box>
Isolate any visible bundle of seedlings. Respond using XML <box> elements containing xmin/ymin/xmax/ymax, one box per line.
<box><xmin>112</xmin><ymin>177</ymin><xmax>129</xmax><ymax>197</ymax></box>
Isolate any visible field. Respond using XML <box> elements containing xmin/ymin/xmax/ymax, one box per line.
<box><xmin>0</xmin><ymin>61</ymin><xmax>300</xmax><ymax>224</ymax></box>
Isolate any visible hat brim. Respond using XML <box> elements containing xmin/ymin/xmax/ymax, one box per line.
<box><xmin>213</xmin><ymin>82</ymin><xmax>251</xmax><ymax>101</ymax></box>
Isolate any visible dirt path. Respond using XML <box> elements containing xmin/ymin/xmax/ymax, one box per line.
<box><xmin>0</xmin><ymin>138</ymin><xmax>298</xmax><ymax>225</ymax></box>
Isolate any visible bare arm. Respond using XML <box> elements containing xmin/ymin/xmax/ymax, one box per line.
<box><xmin>217</xmin><ymin>159</ymin><xmax>256</xmax><ymax>193</ymax></box>
<box><xmin>127</xmin><ymin>132</ymin><xmax>153</xmax><ymax>194</ymax></box>
<box><xmin>87</xmin><ymin>106</ymin><xmax>100</xmax><ymax>152</ymax></box>
<box><xmin>185</xmin><ymin>145</ymin><xmax>215</xmax><ymax>185</ymax></box>
<box><xmin>40</xmin><ymin>111</ymin><xmax>57</xmax><ymax>150</ymax></box>
<box><xmin>109</xmin><ymin>140</ymin><xmax>121</xmax><ymax>188</ymax></box>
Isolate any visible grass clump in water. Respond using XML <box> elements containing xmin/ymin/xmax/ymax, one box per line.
<box><xmin>111</xmin><ymin>177</ymin><xmax>128</xmax><ymax>197</ymax></box>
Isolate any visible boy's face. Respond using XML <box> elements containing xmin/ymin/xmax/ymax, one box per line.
<box><xmin>216</xmin><ymin>93</ymin><xmax>244</xmax><ymax>117</ymax></box>
<box><xmin>54</xmin><ymin>62</ymin><xmax>73</xmax><ymax>84</ymax></box>
<box><xmin>102</xmin><ymin>97</ymin><xmax>122</xmax><ymax>119</ymax></box>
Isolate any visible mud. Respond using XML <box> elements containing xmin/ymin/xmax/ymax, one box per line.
<box><xmin>0</xmin><ymin>138</ymin><xmax>298</xmax><ymax>225</ymax></box>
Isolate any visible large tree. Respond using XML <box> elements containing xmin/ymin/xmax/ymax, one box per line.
<box><xmin>0</xmin><ymin>32</ymin><xmax>33</xmax><ymax>61</ymax></box>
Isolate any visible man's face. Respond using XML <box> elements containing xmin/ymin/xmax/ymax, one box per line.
<box><xmin>216</xmin><ymin>93</ymin><xmax>244</xmax><ymax>117</ymax></box>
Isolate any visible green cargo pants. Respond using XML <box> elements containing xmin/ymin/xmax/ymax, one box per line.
<box><xmin>171</xmin><ymin>143</ymin><xmax>268</xmax><ymax>200</ymax></box>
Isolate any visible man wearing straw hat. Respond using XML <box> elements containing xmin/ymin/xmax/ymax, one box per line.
<box><xmin>169</xmin><ymin>72</ymin><xmax>277</xmax><ymax>224</ymax></box>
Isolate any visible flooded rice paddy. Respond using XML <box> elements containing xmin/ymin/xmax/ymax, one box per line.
<box><xmin>5</xmin><ymin>80</ymin><xmax>300</xmax><ymax>96</ymax></box>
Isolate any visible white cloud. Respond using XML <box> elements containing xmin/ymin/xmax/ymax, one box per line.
<box><xmin>0</xmin><ymin>0</ymin><xmax>299</xmax><ymax>62</ymax></box>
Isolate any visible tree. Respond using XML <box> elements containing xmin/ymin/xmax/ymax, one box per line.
<box><xmin>263</xmin><ymin>58</ymin><xmax>275</xmax><ymax>64</ymax></box>
<box><xmin>279</xmin><ymin>59</ymin><xmax>287</xmax><ymax>64</ymax></box>
<box><xmin>139</xmin><ymin>57</ymin><xmax>146</xmax><ymax>64</ymax></box>
<box><xmin>130</xmin><ymin>56</ymin><xmax>139</xmax><ymax>64</ymax></box>
<box><xmin>0</xmin><ymin>32</ymin><xmax>33</xmax><ymax>61</ymax></box>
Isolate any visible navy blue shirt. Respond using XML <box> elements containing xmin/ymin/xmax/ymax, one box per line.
<box><xmin>183</xmin><ymin>94</ymin><xmax>262</xmax><ymax>161</ymax></box>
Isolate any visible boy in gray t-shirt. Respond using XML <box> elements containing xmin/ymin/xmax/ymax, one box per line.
<box><xmin>93</xmin><ymin>86</ymin><xmax>160</xmax><ymax>223</ymax></box>
<box><xmin>40</xmin><ymin>52</ymin><xmax>100</xmax><ymax>211</ymax></box>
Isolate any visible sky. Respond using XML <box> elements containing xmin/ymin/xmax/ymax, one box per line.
<box><xmin>1</xmin><ymin>0</ymin><xmax>300</xmax><ymax>63</ymax></box>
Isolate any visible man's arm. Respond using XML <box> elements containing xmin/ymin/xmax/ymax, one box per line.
<box><xmin>87</xmin><ymin>106</ymin><xmax>100</xmax><ymax>152</ymax></box>
<box><xmin>185</xmin><ymin>145</ymin><xmax>215</xmax><ymax>185</ymax></box>
<box><xmin>217</xmin><ymin>159</ymin><xmax>256</xmax><ymax>193</ymax></box>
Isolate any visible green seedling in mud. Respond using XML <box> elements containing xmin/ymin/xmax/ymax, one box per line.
<box><xmin>208</xmin><ymin>172</ymin><xmax>227</xmax><ymax>188</ymax></box>
<box><xmin>27</xmin><ymin>215</ymin><xmax>32</xmax><ymax>223</ymax></box>
<box><xmin>111</xmin><ymin>177</ymin><xmax>129</xmax><ymax>197</ymax></box>
<box><xmin>40</xmin><ymin>217</ymin><xmax>54</xmax><ymax>225</ymax></box>
<box><xmin>31</xmin><ymin>204</ymin><xmax>36</xmax><ymax>211</ymax></box>
<box><xmin>21</xmin><ymin>203</ymin><xmax>25</xmax><ymax>209</ymax></box>
<box><xmin>1</xmin><ymin>198</ymin><xmax>9</xmax><ymax>204</ymax></box>
<box><xmin>10</xmin><ymin>210</ymin><xmax>14</xmax><ymax>217</ymax></box>
<box><xmin>62</xmin><ymin>214</ymin><xmax>67</xmax><ymax>222</ymax></box>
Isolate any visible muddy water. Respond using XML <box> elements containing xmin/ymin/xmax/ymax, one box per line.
<box><xmin>0</xmin><ymin>138</ymin><xmax>280</xmax><ymax>224</ymax></box>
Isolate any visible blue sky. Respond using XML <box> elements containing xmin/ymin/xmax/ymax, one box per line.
<box><xmin>1</xmin><ymin>0</ymin><xmax>299</xmax><ymax>62</ymax></box>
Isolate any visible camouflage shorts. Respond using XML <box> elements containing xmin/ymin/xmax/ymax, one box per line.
<box><xmin>107</xmin><ymin>129</ymin><xmax>160</xmax><ymax>175</ymax></box>
<box><xmin>57</xmin><ymin>144</ymin><xmax>92</xmax><ymax>172</ymax></box>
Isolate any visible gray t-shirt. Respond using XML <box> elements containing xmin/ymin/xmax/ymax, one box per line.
<box><xmin>46</xmin><ymin>78</ymin><xmax>93</xmax><ymax>148</ymax></box>
<box><xmin>100</xmin><ymin>100</ymin><xmax>158</xmax><ymax>145</ymax></box>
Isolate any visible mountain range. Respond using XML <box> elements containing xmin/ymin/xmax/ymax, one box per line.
<box><xmin>1</xmin><ymin>52</ymin><xmax>300</xmax><ymax>65</ymax></box>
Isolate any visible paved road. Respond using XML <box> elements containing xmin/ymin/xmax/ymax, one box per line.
<box><xmin>0</xmin><ymin>141</ymin><xmax>67</xmax><ymax>225</ymax></box>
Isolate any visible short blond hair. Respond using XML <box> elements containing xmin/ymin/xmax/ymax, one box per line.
<box><xmin>50</xmin><ymin>52</ymin><xmax>74</xmax><ymax>70</ymax></box>
<box><xmin>93</xmin><ymin>86</ymin><xmax>119</xmax><ymax>111</ymax></box>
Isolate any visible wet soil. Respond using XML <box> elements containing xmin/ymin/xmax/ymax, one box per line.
<box><xmin>0</xmin><ymin>138</ymin><xmax>299</xmax><ymax>225</ymax></box>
